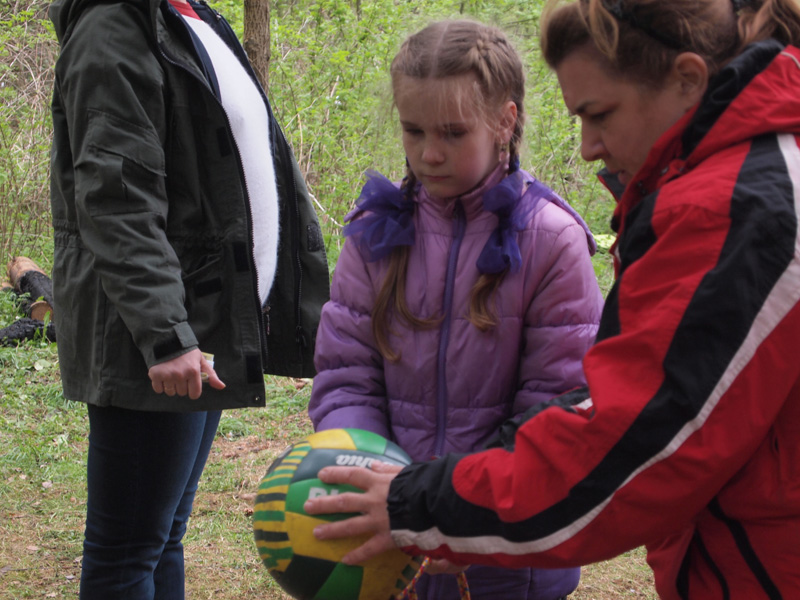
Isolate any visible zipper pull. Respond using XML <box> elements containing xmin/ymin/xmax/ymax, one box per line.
<box><xmin>263</xmin><ymin>305</ymin><xmax>271</xmax><ymax>335</ymax></box>
<box><xmin>197</xmin><ymin>0</ymin><xmax>221</xmax><ymax>19</ymax></box>
<box><xmin>296</xmin><ymin>325</ymin><xmax>308</xmax><ymax>349</ymax></box>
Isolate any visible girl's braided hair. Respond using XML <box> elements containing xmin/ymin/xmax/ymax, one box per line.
<box><xmin>372</xmin><ymin>20</ymin><xmax>526</xmax><ymax>361</ymax></box>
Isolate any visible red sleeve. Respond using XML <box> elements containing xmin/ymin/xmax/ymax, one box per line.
<box><xmin>387</xmin><ymin>138</ymin><xmax>800</xmax><ymax>568</ymax></box>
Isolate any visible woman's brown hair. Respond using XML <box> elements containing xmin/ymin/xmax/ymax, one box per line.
<box><xmin>373</xmin><ymin>19</ymin><xmax>526</xmax><ymax>361</ymax></box>
<box><xmin>541</xmin><ymin>0</ymin><xmax>800</xmax><ymax>85</ymax></box>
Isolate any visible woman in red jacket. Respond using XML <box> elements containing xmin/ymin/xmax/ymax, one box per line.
<box><xmin>305</xmin><ymin>1</ymin><xmax>800</xmax><ymax>598</ymax></box>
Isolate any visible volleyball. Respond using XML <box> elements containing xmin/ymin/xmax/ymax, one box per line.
<box><xmin>253</xmin><ymin>428</ymin><xmax>422</xmax><ymax>600</ymax></box>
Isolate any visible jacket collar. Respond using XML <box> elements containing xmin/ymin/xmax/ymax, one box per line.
<box><xmin>607</xmin><ymin>39</ymin><xmax>800</xmax><ymax>235</ymax></box>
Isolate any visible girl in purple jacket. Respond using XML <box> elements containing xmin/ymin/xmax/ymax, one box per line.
<box><xmin>308</xmin><ymin>19</ymin><xmax>603</xmax><ymax>600</ymax></box>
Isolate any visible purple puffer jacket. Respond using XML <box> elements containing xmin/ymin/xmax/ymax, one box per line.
<box><xmin>309</xmin><ymin>166</ymin><xmax>603</xmax><ymax>600</ymax></box>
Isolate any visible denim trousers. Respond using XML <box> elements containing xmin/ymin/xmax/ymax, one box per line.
<box><xmin>79</xmin><ymin>404</ymin><xmax>222</xmax><ymax>600</ymax></box>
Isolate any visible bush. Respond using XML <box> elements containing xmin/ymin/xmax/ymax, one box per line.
<box><xmin>1</xmin><ymin>0</ymin><xmax>615</xmax><ymax>289</ymax></box>
<box><xmin>0</xmin><ymin>0</ymin><xmax>57</xmax><ymax>270</ymax></box>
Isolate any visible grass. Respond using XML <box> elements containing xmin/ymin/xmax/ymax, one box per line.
<box><xmin>0</xmin><ymin>316</ymin><xmax>656</xmax><ymax>599</ymax></box>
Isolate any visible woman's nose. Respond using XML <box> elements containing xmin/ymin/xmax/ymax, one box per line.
<box><xmin>581</xmin><ymin>127</ymin><xmax>605</xmax><ymax>162</ymax></box>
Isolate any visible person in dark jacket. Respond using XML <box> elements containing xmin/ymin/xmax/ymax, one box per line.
<box><xmin>303</xmin><ymin>1</ymin><xmax>800</xmax><ymax>599</ymax></box>
<box><xmin>48</xmin><ymin>0</ymin><xmax>329</xmax><ymax>597</ymax></box>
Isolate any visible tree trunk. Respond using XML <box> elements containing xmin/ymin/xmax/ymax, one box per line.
<box><xmin>6</xmin><ymin>256</ymin><xmax>54</xmax><ymax>320</ymax></box>
<box><xmin>244</xmin><ymin>0</ymin><xmax>271</xmax><ymax>90</ymax></box>
<box><xmin>0</xmin><ymin>318</ymin><xmax>56</xmax><ymax>346</ymax></box>
<box><xmin>2</xmin><ymin>257</ymin><xmax>56</xmax><ymax>345</ymax></box>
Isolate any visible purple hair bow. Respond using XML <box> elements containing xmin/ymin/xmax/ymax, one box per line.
<box><xmin>343</xmin><ymin>171</ymin><xmax>415</xmax><ymax>262</ymax></box>
<box><xmin>344</xmin><ymin>166</ymin><xmax>597</xmax><ymax>270</ymax></box>
<box><xmin>476</xmin><ymin>171</ymin><xmax>528</xmax><ymax>274</ymax></box>
<box><xmin>477</xmin><ymin>172</ymin><xmax>598</xmax><ymax>274</ymax></box>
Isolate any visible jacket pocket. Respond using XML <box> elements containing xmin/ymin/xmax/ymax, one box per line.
<box><xmin>79</xmin><ymin>110</ymin><xmax>167</xmax><ymax>217</ymax></box>
<box><xmin>85</xmin><ymin>109</ymin><xmax>165</xmax><ymax>175</ymax></box>
<box><xmin>181</xmin><ymin>252</ymin><xmax>225</xmax><ymax>343</ymax></box>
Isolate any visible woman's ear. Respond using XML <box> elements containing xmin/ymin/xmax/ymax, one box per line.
<box><xmin>673</xmin><ymin>52</ymin><xmax>709</xmax><ymax>109</ymax></box>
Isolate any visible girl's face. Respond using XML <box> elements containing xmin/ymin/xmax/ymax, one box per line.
<box><xmin>395</xmin><ymin>74</ymin><xmax>516</xmax><ymax>199</ymax></box>
<box><xmin>556</xmin><ymin>46</ymin><xmax>704</xmax><ymax>187</ymax></box>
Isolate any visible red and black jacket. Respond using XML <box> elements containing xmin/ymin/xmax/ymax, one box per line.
<box><xmin>387</xmin><ymin>39</ymin><xmax>800</xmax><ymax>600</ymax></box>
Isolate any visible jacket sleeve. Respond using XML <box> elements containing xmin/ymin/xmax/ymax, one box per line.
<box><xmin>308</xmin><ymin>237</ymin><xmax>391</xmax><ymax>439</ymax></box>
<box><xmin>513</xmin><ymin>207</ymin><xmax>603</xmax><ymax>415</ymax></box>
<box><xmin>54</xmin><ymin>4</ymin><xmax>197</xmax><ymax>366</ymax></box>
<box><xmin>386</xmin><ymin>184</ymin><xmax>800</xmax><ymax>569</ymax></box>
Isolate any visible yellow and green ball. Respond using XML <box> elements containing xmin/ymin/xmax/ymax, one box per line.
<box><xmin>254</xmin><ymin>428</ymin><xmax>421</xmax><ymax>600</ymax></box>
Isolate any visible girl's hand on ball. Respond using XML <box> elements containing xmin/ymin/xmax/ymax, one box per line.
<box><xmin>305</xmin><ymin>461</ymin><xmax>402</xmax><ymax>565</ymax></box>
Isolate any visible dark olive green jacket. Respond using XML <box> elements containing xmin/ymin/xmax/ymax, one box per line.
<box><xmin>49</xmin><ymin>0</ymin><xmax>329</xmax><ymax>411</ymax></box>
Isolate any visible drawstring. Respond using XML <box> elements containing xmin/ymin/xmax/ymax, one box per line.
<box><xmin>396</xmin><ymin>557</ymin><xmax>472</xmax><ymax>600</ymax></box>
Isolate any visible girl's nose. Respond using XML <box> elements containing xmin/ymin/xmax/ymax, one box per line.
<box><xmin>580</xmin><ymin>127</ymin><xmax>605</xmax><ymax>163</ymax></box>
<box><xmin>421</xmin><ymin>141</ymin><xmax>445</xmax><ymax>164</ymax></box>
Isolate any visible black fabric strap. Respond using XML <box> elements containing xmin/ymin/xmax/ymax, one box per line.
<box><xmin>603</xmin><ymin>0</ymin><xmax>683</xmax><ymax>50</ymax></box>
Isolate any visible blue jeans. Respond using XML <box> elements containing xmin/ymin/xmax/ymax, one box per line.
<box><xmin>79</xmin><ymin>405</ymin><xmax>222</xmax><ymax>600</ymax></box>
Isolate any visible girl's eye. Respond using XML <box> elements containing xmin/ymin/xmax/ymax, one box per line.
<box><xmin>444</xmin><ymin>129</ymin><xmax>466</xmax><ymax>139</ymax></box>
<box><xmin>403</xmin><ymin>128</ymin><xmax>423</xmax><ymax>136</ymax></box>
<box><xmin>589</xmin><ymin>111</ymin><xmax>610</xmax><ymax>124</ymax></box>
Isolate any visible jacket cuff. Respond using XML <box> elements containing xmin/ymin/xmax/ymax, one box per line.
<box><xmin>314</xmin><ymin>407</ymin><xmax>391</xmax><ymax>440</ymax></box>
<box><xmin>146</xmin><ymin>321</ymin><xmax>198</xmax><ymax>366</ymax></box>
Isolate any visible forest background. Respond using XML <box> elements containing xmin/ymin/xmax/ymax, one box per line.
<box><xmin>0</xmin><ymin>0</ymin><xmax>655</xmax><ymax>598</ymax></box>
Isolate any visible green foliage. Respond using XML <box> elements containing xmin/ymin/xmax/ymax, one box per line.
<box><xmin>206</xmin><ymin>0</ymin><xmax>616</xmax><ymax>282</ymax></box>
<box><xmin>0</xmin><ymin>1</ymin><xmax>57</xmax><ymax>269</ymax></box>
<box><xmin>0</xmin><ymin>342</ymin><xmax>81</xmax><ymax>497</ymax></box>
<box><xmin>264</xmin><ymin>0</ymin><xmax>431</xmax><ymax>260</ymax></box>
<box><xmin>2</xmin><ymin>0</ymin><xmax>616</xmax><ymax>284</ymax></box>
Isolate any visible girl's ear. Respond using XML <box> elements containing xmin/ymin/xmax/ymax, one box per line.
<box><xmin>497</xmin><ymin>100</ymin><xmax>518</xmax><ymax>144</ymax></box>
<box><xmin>672</xmin><ymin>52</ymin><xmax>709</xmax><ymax>110</ymax></box>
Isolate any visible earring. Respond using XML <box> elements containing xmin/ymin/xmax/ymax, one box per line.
<box><xmin>498</xmin><ymin>141</ymin><xmax>509</xmax><ymax>163</ymax></box>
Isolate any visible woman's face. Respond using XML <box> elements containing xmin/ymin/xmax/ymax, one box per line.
<box><xmin>556</xmin><ymin>47</ymin><xmax>700</xmax><ymax>187</ymax></box>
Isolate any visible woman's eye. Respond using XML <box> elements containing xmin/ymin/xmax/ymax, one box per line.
<box><xmin>590</xmin><ymin>111</ymin><xmax>610</xmax><ymax>123</ymax></box>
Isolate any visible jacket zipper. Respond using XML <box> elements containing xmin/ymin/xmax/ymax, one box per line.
<box><xmin>434</xmin><ymin>201</ymin><xmax>466</xmax><ymax>457</ymax></box>
<box><xmin>199</xmin><ymin>0</ymin><xmax>308</xmax><ymax>361</ymax></box>
<box><xmin>274</xmin><ymin>122</ymin><xmax>308</xmax><ymax>354</ymax></box>
<box><xmin>158</xmin><ymin>1</ymin><xmax>268</xmax><ymax>363</ymax></box>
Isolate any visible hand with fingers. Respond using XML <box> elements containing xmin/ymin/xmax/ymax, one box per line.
<box><xmin>148</xmin><ymin>348</ymin><xmax>226</xmax><ymax>400</ymax></box>
<box><xmin>304</xmin><ymin>460</ymin><xmax>403</xmax><ymax>565</ymax></box>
